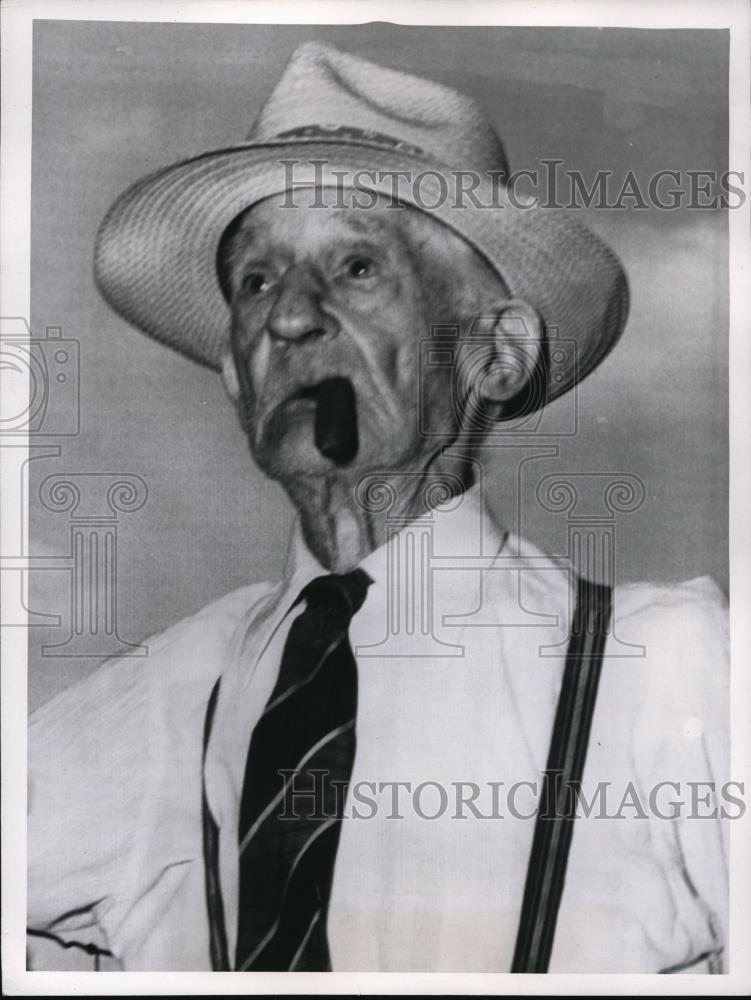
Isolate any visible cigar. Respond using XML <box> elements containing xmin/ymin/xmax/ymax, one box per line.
<box><xmin>313</xmin><ymin>376</ymin><xmax>359</xmax><ymax>466</ymax></box>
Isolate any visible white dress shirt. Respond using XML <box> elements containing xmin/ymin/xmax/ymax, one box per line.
<box><xmin>28</xmin><ymin>485</ymin><xmax>729</xmax><ymax>972</ymax></box>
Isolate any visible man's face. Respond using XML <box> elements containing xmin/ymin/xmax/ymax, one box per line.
<box><xmin>222</xmin><ymin>188</ymin><xmax>498</xmax><ymax>483</ymax></box>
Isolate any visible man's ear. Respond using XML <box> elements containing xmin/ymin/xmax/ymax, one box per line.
<box><xmin>221</xmin><ymin>349</ymin><xmax>241</xmax><ymax>402</ymax></box>
<box><xmin>460</xmin><ymin>299</ymin><xmax>543</xmax><ymax>422</ymax></box>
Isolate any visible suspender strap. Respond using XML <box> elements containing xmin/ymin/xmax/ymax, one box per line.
<box><xmin>202</xmin><ymin>678</ymin><xmax>231</xmax><ymax>970</ymax></box>
<box><xmin>511</xmin><ymin>576</ymin><xmax>613</xmax><ymax>974</ymax></box>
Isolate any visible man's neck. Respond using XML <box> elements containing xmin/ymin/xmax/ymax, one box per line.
<box><xmin>281</xmin><ymin>451</ymin><xmax>475</xmax><ymax>574</ymax></box>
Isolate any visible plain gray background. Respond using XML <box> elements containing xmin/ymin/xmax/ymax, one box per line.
<box><xmin>29</xmin><ymin>20</ymin><xmax>729</xmax><ymax>712</ymax></box>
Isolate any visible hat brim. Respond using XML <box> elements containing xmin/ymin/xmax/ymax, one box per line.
<box><xmin>94</xmin><ymin>138</ymin><xmax>628</xmax><ymax>409</ymax></box>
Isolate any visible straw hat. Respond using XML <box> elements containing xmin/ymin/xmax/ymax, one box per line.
<box><xmin>94</xmin><ymin>41</ymin><xmax>628</xmax><ymax>408</ymax></box>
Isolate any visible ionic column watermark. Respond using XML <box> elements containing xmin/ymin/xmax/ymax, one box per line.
<box><xmin>535</xmin><ymin>472</ymin><xmax>647</xmax><ymax>656</ymax></box>
<box><xmin>353</xmin><ymin>471</ymin><xmax>465</xmax><ymax>658</ymax></box>
<box><xmin>38</xmin><ymin>473</ymin><xmax>148</xmax><ymax>657</ymax></box>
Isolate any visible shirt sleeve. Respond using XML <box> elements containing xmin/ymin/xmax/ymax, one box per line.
<box><xmin>27</xmin><ymin>653</ymin><xmax>151</xmax><ymax>943</ymax></box>
<box><xmin>624</xmin><ymin>576</ymin><xmax>730</xmax><ymax>972</ymax></box>
<box><xmin>27</xmin><ymin>580</ymin><xmax>272</xmax><ymax>957</ymax></box>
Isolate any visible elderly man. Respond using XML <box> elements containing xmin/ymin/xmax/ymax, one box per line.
<box><xmin>27</xmin><ymin>42</ymin><xmax>728</xmax><ymax>974</ymax></box>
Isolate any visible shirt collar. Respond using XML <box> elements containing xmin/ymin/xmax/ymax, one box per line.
<box><xmin>228</xmin><ymin>480</ymin><xmax>508</xmax><ymax>690</ymax></box>
<box><xmin>281</xmin><ymin>479</ymin><xmax>507</xmax><ymax>600</ymax></box>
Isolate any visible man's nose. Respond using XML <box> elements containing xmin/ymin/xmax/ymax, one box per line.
<box><xmin>266</xmin><ymin>266</ymin><xmax>335</xmax><ymax>344</ymax></box>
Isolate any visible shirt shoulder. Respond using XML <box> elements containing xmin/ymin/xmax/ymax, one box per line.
<box><xmin>600</xmin><ymin>575</ymin><xmax>729</xmax><ymax>783</ymax></box>
<box><xmin>614</xmin><ymin>574</ymin><xmax>727</xmax><ymax>631</ymax></box>
<box><xmin>610</xmin><ymin>575</ymin><xmax>728</xmax><ymax>702</ymax></box>
<box><xmin>30</xmin><ymin>580</ymin><xmax>277</xmax><ymax>726</ymax></box>
<box><xmin>138</xmin><ymin>580</ymin><xmax>278</xmax><ymax>691</ymax></box>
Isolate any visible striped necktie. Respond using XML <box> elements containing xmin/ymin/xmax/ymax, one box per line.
<box><xmin>235</xmin><ymin>569</ymin><xmax>372</xmax><ymax>971</ymax></box>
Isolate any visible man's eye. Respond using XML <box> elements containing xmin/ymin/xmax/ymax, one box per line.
<box><xmin>241</xmin><ymin>272</ymin><xmax>270</xmax><ymax>296</ymax></box>
<box><xmin>344</xmin><ymin>256</ymin><xmax>377</xmax><ymax>280</ymax></box>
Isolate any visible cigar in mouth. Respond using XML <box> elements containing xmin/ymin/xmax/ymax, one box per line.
<box><xmin>298</xmin><ymin>376</ymin><xmax>359</xmax><ymax>466</ymax></box>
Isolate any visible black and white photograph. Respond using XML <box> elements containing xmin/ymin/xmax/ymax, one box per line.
<box><xmin>1</xmin><ymin>0</ymin><xmax>750</xmax><ymax>993</ymax></box>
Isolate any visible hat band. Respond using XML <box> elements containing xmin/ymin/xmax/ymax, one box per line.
<box><xmin>273</xmin><ymin>123</ymin><xmax>428</xmax><ymax>159</ymax></box>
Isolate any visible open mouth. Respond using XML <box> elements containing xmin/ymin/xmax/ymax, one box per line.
<box><xmin>277</xmin><ymin>376</ymin><xmax>359</xmax><ymax>467</ymax></box>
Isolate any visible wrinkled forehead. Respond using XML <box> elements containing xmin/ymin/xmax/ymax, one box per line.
<box><xmin>227</xmin><ymin>187</ymin><xmax>426</xmax><ymax>253</ymax></box>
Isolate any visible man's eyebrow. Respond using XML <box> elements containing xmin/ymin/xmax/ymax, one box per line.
<box><xmin>231</xmin><ymin>221</ymin><xmax>264</xmax><ymax>251</ymax></box>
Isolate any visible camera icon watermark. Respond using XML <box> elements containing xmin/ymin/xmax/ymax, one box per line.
<box><xmin>0</xmin><ymin>316</ymin><xmax>148</xmax><ymax>657</ymax></box>
<box><xmin>0</xmin><ymin>317</ymin><xmax>80</xmax><ymax>436</ymax></box>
